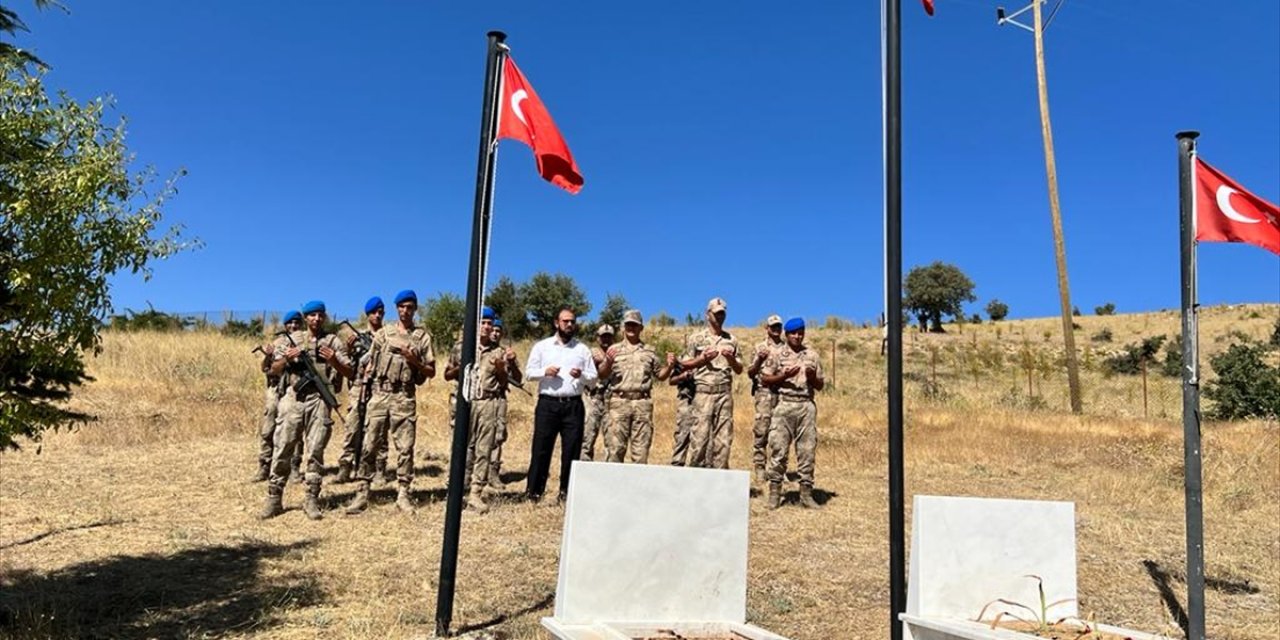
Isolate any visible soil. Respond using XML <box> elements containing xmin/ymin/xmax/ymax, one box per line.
<box><xmin>994</xmin><ymin>620</ymin><xmax>1147</xmax><ymax>639</ymax></box>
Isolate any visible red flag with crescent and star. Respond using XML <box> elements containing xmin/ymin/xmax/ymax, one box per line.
<box><xmin>497</xmin><ymin>56</ymin><xmax>583</xmax><ymax>194</ymax></box>
<box><xmin>1194</xmin><ymin>158</ymin><xmax>1280</xmax><ymax>256</ymax></box>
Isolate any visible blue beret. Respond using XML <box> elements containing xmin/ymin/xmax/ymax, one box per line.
<box><xmin>492</xmin><ymin>318</ymin><xmax>503</xmax><ymax>328</ymax></box>
<box><xmin>364</xmin><ymin>296</ymin><xmax>384</xmax><ymax>314</ymax></box>
<box><xmin>482</xmin><ymin>306</ymin><xmax>495</xmax><ymax>319</ymax></box>
<box><xmin>300</xmin><ymin>300</ymin><xmax>325</xmax><ymax>314</ymax></box>
<box><xmin>784</xmin><ymin>317</ymin><xmax>805</xmax><ymax>332</ymax></box>
<box><xmin>282</xmin><ymin>310</ymin><xmax>301</xmax><ymax>324</ymax></box>
<box><xmin>394</xmin><ymin>289</ymin><xmax>417</xmax><ymax>305</ymax></box>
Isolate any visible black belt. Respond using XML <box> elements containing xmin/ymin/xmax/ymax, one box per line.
<box><xmin>612</xmin><ymin>390</ymin><xmax>651</xmax><ymax>400</ymax></box>
<box><xmin>539</xmin><ymin>395</ymin><xmax>580</xmax><ymax>403</ymax></box>
<box><xmin>476</xmin><ymin>392</ymin><xmax>506</xmax><ymax>400</ymax></box>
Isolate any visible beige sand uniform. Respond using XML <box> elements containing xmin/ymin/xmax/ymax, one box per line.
<box><xmin>683</xmin><ymin>328</ymin><xmax>739</xmax><ymax>469</ymax></box>
<box><xmin>272</xmin><ymin>330</ymin><xmax>350</xmax><ymax>488</ymax></box>
<box><xmin>256</xmin><ymin>339</ymin><xmax>299</xmax><ymax>476</ymax></box>
<box><xmin>357</xmin><ymin>324</ymin><xmax>434</xmax><ymax>487</ymax></box>
<box><xmin>463</xmin><ymin>341</ymin><xmax>522</xmax><ymax>499</ymax></box>
<box><xmin>603</xmin><ymin>341</ymin><xmax>663</xmax><ymax>464</ymax></box>
<box><xmin>580</xmin><ymin>344</ymin><xmax>610</xmax><ymax>460</ymax></box>
<box><xmin>669</xmin><ymin>364</ymin><xmax>696</xmax><ymax>466</ymax></box>
<box><xmin>750</xmin><ymin>337</ymin><xmax>786</xmax><ymax>472</ymax></box>
<box><xmin>763</xmin><ymin>344</ymin><xmax>822</xmax><ymax>487</ymax></box>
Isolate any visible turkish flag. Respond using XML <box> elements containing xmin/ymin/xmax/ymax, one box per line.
<box><xmin>497</xmin><ymin>56</ymin><xmax>583</xmax><ymax>194</ymax></box>
<box><xmin>922</xmin><ymin>0</ymin><xmax>935</xmax><ymax>16</ymax></box>
<box><xmin>1194</xmin><ymin>158</ymin><xmax>1280</xmax><ymax>256</ymax></box>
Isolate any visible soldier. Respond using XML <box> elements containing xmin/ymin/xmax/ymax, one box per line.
<box><xmin>745</xmin><ymin>314</ymin><xmax>785</xmax><ymax>484</ymax></box>
<box><xmin>252</xmin><ymin>310</ymin><xmax>303</xmax><ymax>482</ymax></box>
<box><xmin>444</xmin><ymin>306</ymin><xmax>496</xmax><ymax>432</ymax></box>
<box><xmin>597</xmin><ymin>310</ymin><xmax>672</xmax><ymax>464</ymax></box>
<box><xmin>336</xmin><ymin>296</ymin><xmax>385</xmax><ymax>484</ymax></box>
<box><xmin>668</xmin><ymin>351</ymin><xmax>696</xmax><ymax>467</ymax></box>
<box><xmin>487</xmin><ymin>318</ymin><xmax>515</xmax><ymax>490</ymax></box>
<box><xmin>679</xmin><ymin>297</ymin><xmax>743</xmax><ymax>469</ymax></box>
<box><xmin>260</xmin><ymin>300</ymin><xmax>352</xmax><ymax>520</ymax></box>
<box><xmin>346</xmin><ymin>289</ymin><xmax>435</xmax><ymax>515</ymax></box>
<box><xmin>463</xmin><ymin>314</ymin><xmax>522</xmax><ymax>514</ymax></box>
<box><xmin>579</xmin><ymin>324</ymin><xmax>614</xmax><ymax>460</ymax></box>
<box><xmin>759</xmin><ymin>317</ymin><xmax>824</xmax><ymax>509</ymax></box>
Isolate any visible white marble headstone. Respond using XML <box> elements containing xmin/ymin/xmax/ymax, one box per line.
<box><xmin>906</xmin><ymin>495</ymin><xmax>1077</xmax><ymax>621</ymax></box>
<box><xmin>554</xmin><ymin>462</ymin><xmax>751</xmax><ymax>624</ymax></box>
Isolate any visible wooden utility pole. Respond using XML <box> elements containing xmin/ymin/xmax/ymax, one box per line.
<box><xmin>999</xmin><ymin>0</ymin><xmax>1083</xmax><ymax>413</ymax></box>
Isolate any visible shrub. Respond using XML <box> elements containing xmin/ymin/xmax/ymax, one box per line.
<box><xmin>1204</xmin><ymin>343</ymin><xmax>1280</xmax><ymax>420</ymax></box>
<box><xmin>221</xmin><ymin>317</ymin><xmax>264</xmax><ymax>339</ymax></box>
<box><xmin>1270</xmin><ymin>316</ymin><xmax>1280</xmax><ymax>348</ymax></box>
<box><xmin>1102</xmin><ymin>335</ymin><xmax>1166</xmax><ymax>376</ymax></box>
<box><xmin>651</xmin><ymin>311</ymin><xmax>676</xmax><ymax>327</ymax></box>
<box><xmin>1160</xmin><ymin>335</ymin><xmax>1183</xmax><ymax>378</ymax></box>
<box><xmin>985</xmin><ymin>299</ymin><xmax>1009</xmax><ymax>322</ymax></box>
<box><xmin>1091</xmin><ymin>328</ymin><xmax>1113</xmax><ymax>343</ymax></box>
<box><xmin>108</xmin><ymin>305</ymin><xmax>191</xmax><ymax>332</ymax></box>
<box><xmin>1095</xmin><ymin>302</ymin><xmax>1116</xmax><ymax>316</ymax></box>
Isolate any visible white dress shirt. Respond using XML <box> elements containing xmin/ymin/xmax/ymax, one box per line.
<box><xmin>525</xmin><ymin>334</ymin><xmax>598</xmax><ymax>397</ymax></box>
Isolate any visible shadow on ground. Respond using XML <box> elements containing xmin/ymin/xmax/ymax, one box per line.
<box><xmin>455</xmin><ymin>591</ymin><xmax>555</xmax><ymax>635</ymax></box>
<box><xmin>0</xmin><ymin>539</ymin><xmax>325</xmax><ymax>639</ymax></box>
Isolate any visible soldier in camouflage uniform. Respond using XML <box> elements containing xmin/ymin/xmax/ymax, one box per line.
<box><xmin>679</xmin><ymin>297</ymin><xmax>743</xmax><ymax>469</ymax></box>
<box><xmin>745</xmin><ymin>314</ymin><xmax>785</xmax><ymax>484</ymax></box>
<box><xmin>444</xmin><ymin>306</ymin><xmax>495</xmax><ymax>441</ymax></box>
<box><xmin>597</xmin><ymin>310</ymin><xmax>672</xmax><ymax>464</ymax></box>
<box><xmin>487</xmin><ymin>318</ymin><xmax>514</xmax><ymax>489</ymax></box>
<box><xmin>347</xmin><ymin>289</ymin><xmax>435</xmax><ymax>515</ymax></box>
<box><xmin>759</xmin><ymin>317</ymin><xmax>824</xmax><ymax>510</ymax></box>
<box><xmin>579</xmin><ymin>324</ymin><xmax>614</xmax><ymax>460</ymax></box>
<box><xmin>253</xmin><ymin>310</ymin><xmax>303</xmax><ymax>482</ymax></box>
<box><xmin>336</xmin><ymin>296</ymin><xmax>385</xmax><ymax>484</ymax></box>
<box><xmin>463</xmin><ymin>314</ymin><xmax>522</xmax><ymax>513</ymax></box>
<box><xmin>260</xmin><ymin>300</ymin><xmax>353</xmax><ymax>520</ymax></box>
<box><xmin>668</xmin><ymin>352</ymin><xmax>696</xmax><ymax>466</ymax></box>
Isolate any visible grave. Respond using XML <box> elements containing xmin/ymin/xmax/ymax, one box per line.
<box><xmin>541</xmin><ymin>461</ymin><xmax>791</xmax><ymax>640</ymax></box>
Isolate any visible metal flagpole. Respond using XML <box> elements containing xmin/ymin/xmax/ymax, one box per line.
<box><xmin>435</xmin><ymin>29</ymin><xmax>507</xmax><ymax>638</ymax></box>
<box><xmin>1176</xmin><ymin>130</ymin><xmax>1206</xmax><ymax>640</ymax></box>
<box><xmin>883</xmin><ymin>0</ymin><xmax>906</xmax><ymax>638</ymax></box>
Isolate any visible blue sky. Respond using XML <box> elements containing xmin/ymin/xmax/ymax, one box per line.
<box><xmin>17</xmin><ymin>0</ymin><xmax>1280</xmax><ymax>324</ymax></box>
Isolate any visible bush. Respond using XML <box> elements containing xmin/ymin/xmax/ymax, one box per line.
<box><xmin>970</xmin><ymin>313</ymin><xmax>982</xmax><ymax>325</ymax></box>
<box><xmin>108</xmin><ymin>305</ymin><xmax>192</xmax><ymax>332</ymax></box>
<box><xmin>1102</xmin><ymin>335</ymin><xmax>1166</xmax><ymax>376</ymax></box>
<box><xmin>1204</xmin><ymin>343</ymin><xmax>1280</xmax><ymax>420</ymax></box>
<box><xmin>652</xmin><ymin>311</ymin><xmax>676</xmax><ymax>327</ymax></box>
<box><xmin>1160</xmin><ymin>335</ymin><xmax>1183</xmax><ymax>378</ymax></box>
<box><xmin>825</xmin><ymin>316</ymin><xmax>853</xmax><ymax>330</ymax></box>
<box><xmin>1091</xmin><ymin>328</ymin><xmax>1113</xmax><ymax>343</ymax></box>
<box><xmin>1072</xmin><ymin>305</ymin><xmax>1081</xmax><ymax>316</ymax></box>
<box><xmin>986</xmin><ymin>299</ymin><xmax>1008</xmax><ymax>322</ymax></box>
<box><xmin>1095</xmin><ymin>302</ymin><xmax>1116</xmax><ymax>316</ymax></box>
<box><xmin>1271</xmin><ymin>317</ymin><xmax>1280</xmax><ymax>348</ymax></box>
<box><xmin>419</xmin><ymin>292</ymin><xmax>465</xmax><ymax>349</ymax></box>
<box><xmin>221</xmin><ymin>317</ymin><xmax>264</xmax><ymax>339</ymax></box>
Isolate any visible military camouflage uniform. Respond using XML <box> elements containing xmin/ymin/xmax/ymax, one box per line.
<box><xmin>763</xmin><ymin>344</ymin><xmax>822</xmax><ymax>491</ymax></box>
<box><xmin>749</xmin><ymin>337</ymin><xmax>785</xmax><ymax>475</ymax></box>
<box><xmin>669</xmin><ymin>363</ymin><xmax>696</xmax><ymax>466</ymax></box>
<box><xmin>683</xmin><ymin>328</ymin><xmax>739</xmax><ymax>469</ymax></box>
<box><xmin>580</xmin><ymin>344</ymin><xmax>609</xmax><ymax>460</ymax></box>
<box><xmin>603</xmin><ymin>341</ymin><xmax>663</xmax><ymax>464</ymax></box>
<box><xmin>463</xmin><ymin>341</ymin><xmax>522</xmax><ymax>511</ymax></box>
<box><xmin>338</xmin><ymin>339</ymin><xmax>388</xmax><ymax>480</ymax></box>
<box><xmin>270</xmin><ymin>329</ymin><xmax>350</xmax><ymax>510</ymax></box>
<box><xmin>357</xmin><ymin>324</ymin><xmax>434</xmax><ymax>493</ymax></box>
<box><xmin>256</xmin><ymin>339</ymin><xmax>300</xmax><ymax>480</ymax></box>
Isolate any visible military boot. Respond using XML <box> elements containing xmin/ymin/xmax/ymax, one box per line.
<box><xmin>766</xmin><ymin>482</ymin><xmax>782</xmax><ymax>510</ymax></box>
<box><xmin>465</xmin><ymin>490</ymin><xmax>490</xmax><ymax>515</ymax></box>
<box><xmin>345</xmin><ymin>480</ymin><xmax>370</xmax><ymax>515</ymax></box>
<box><xmin>252</xmin><ymin>462</ymin><xmax>270</xmax><ymax>483</ymax></box>
<box><xmin>302</xmin><ymin>483</ymin><xmax>324</xmax><ymax>520</ymax></box>
<box><xmin>753</xmin><ymin>466</ymin><xmax>766</xmax><ymax>485</ymax></box>
<box><xmin>799</xmin><ymin>485</ymin><xmax>822</xmax><ymax>510</ymax></box>
<box><xmin>260</xmin><ymin>485</ymin><xmax>284</xmax><ymax>519</ymax></box>
<box><xmin>487</xmin><ymin>465</ymin><xmax>506</xmax><ymax>492</ymax></box>
<box><xmin>395</xmin><ymin>484</ymin><xmax>415</xmax><ymax>513</ymax></box>
<box><xmin>334</xmin><ymin>461</ymin><xmax>352</xmax><ymax>484</ymax></box>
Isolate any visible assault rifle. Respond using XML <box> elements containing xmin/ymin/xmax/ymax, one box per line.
<box><xmin>340</xmin><ymin>321</ymin><xmax>373</xmax><ymax>367</ymax></box>
<box><xmin>339</xmin><ymin>321</ymin><xmax>375</xmax><ymax>467</ymax></box>
<box><xmin>279</xmin><ymin>330</ymin><xmax>339</xmax><ymax>409</ymax></box>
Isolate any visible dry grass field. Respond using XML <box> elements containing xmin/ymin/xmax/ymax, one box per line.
<box><xmin>1</xmin><ymin>305</ymin><xmax>1277</xmax><ymax>639</ymax></box>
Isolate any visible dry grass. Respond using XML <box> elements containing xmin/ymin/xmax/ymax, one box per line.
<box><xmin>0</xmin><ymin>305</ymin><xmax>1277</xmax><ymax>639</ymax></box>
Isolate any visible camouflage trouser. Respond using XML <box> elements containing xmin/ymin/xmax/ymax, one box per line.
<box><xmin>689</xmin><ymin>390</ymin><xmax>734</xmax><ymax>469</ymax></box>
<box><xmin>357</xmin><ymin>391</ymin><xmax>416</xmax><ymax>485</ymax></box>
<box><xmin>270</xmin><ymin>391</ymin><xmax>332</xmax><ymax>488</ymax></box>
<box><xmin>258</xmin><ymin>386</ymin><xmax>303</xmax><ymax>472</ymax></box>
<box><xmin>489</xmin><ymin>398</ymin><xmax>508</xmax><ymax>480</ymax></box>
<box><xmin>465</xmin><ymin>397</ymin><xmax>503</xmax><ymax>492</ymax></box>
<box><xmin>670</xmin><ymin>390</ymin><xmax>695</xmax><ymax>466</ymax></box>
<box><xmin>339</xmin><ymin>399</ymin><xmax>388</xmax><ymax>472</ymax></box>
<box><xmin>751</xmin><ymin>390</ymin><xmax>778</xmax><ymax>470</ymax></box>
<box><xmin>604</xmin><ymin>396</ymin><xmax>654</xmax><ymax>464</ymax></box>
<box><xmin>580</xmin><ymin>391</ymin><xmax>608</xmax><ymax>460</ymax></box>
<box><xmin>767</xmin><ymin>397</ymin><xmax>817</xmax><ymax>487</ymax></box>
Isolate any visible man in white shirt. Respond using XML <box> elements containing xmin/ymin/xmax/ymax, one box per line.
<box><xmin>524</xmin><ymin>306</ymin><xmax>598</xmax><ymax>503</ymax></box>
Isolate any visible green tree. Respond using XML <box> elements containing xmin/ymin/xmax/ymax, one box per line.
<box><xmin>986</xmin><ymin>299</ymin><xmax>1009</xmax><ymax>322</ymax></box>
<box><xmin>903</xmin><ymin>261</ymin><xmax>976</xmax><ymax>333</ymax></box>
<box><xmin>519</xmin><ymin>272</ymin><xmax>590</xmax><ymax>336</ymax></box>
<box><xmin>1</xmin><ymin>24</ymin><xmax>196</xmax><ymax>449</ymax></box>
<box><xmin>653</xmin><ymin>311</ymin><xmax>677</xmax><ymax>328</ymax></box>
<box><xmin>597</xmin><ymin>293</ymin><xmax>628</xmax><ymax>330</ymax></box>
<box><xmin>484</xmin><ymin>275</ymin><xmax>530</xmax><ymax>339</ymax></box>
<box><xmin>418</xmin><ymin>292</ymin><xmax>465</xmax><ymax>350</ymax></box>
<box><xmin>1095</xmin><ymin>302</ymin><xmax>1116</xmax><ymax>316</ymax></box>
<box><xmin>1204</xmin><ymin>343</ymin><xmax>1280</xmax><ymax>420</ymax></box>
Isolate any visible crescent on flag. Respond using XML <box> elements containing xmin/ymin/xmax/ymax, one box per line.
<box><xmin>1215</xmin><ymin>186</ymin><xmax>1262</xmax><ymax>224</ymax></box>
<box><xmin>511</xmin><ymin>89</ymin><xmax>529</xmax><ymax>126</ymax></box>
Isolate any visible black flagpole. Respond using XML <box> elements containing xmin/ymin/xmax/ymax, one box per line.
<box><xmin>435</xmin><ymin>29</ymin><xmax>506</xmax><ymax>638</ymax></box>
<box><xmin>885</xmin><ymin>0</ymin><xmax>906</xmax><ymax>639</ymax></box>
<box><xmin>1176</xmin><ymin>130</ymin><xmax>1206</xmax><ymax>640</ymax></box>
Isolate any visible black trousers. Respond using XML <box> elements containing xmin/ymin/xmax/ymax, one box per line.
<box><xmin>527</xmin><ymin>394</ymin><xmax>585</xmax><ymax>499</ymax></box>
